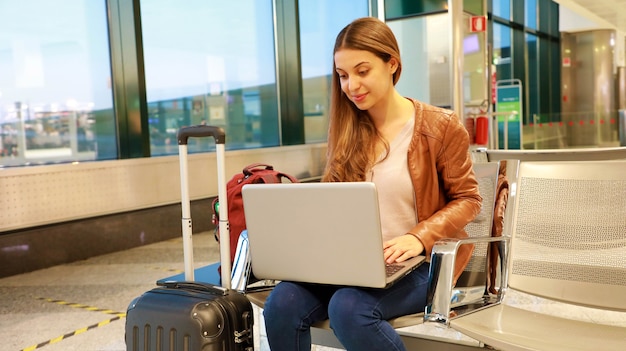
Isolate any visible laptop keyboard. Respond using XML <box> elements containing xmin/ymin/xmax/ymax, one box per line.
<box><xmin>385</xmin><ymin>263</ymin><xmax>405</xmax><ymax>277</ymax></box>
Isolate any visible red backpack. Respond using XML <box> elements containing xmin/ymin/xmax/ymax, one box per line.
<box><xmin>212</xmin><ymin>163</ymin><xmax>299</xmax><ymax>265</ymax></box>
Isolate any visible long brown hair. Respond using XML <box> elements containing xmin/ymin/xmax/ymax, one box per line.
<box><xmin>322</xmin><ymin>17</ymin><xmax>403</xmax><ymax>182</ymax></box>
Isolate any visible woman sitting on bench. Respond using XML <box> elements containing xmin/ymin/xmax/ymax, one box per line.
<box><xmin>262</xmin><ymin>17</ymin><xmax>482</xmax><ymax>351</ymax></box>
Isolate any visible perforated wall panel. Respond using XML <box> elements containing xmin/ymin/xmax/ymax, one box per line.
<box><xmin>0</xmin><ymin>144</ymin><xmax>327</xmax><ymax>231</ymax></box>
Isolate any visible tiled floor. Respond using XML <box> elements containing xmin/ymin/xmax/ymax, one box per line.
<box><xmin>0</xmin><ymin>232</ymin><xmax>343</xmax><ymax>351</ymax></box>
<box><xmin>1</xmin><ymin>234</ymin><xmax>204</xmax><ymax>351</ymax></box>
<box><xmin>5</xmin><ymin>230</ymin><xmax>624</xmax><ymax>351</ymax></box>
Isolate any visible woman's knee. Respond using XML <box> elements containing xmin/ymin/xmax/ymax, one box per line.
<box><xmin>328</xmin><ymin>288</ymin><xmax>375</xmax><ymax>328</ymax></box>
<box><xmin>264</xmin><ymin>282</ymin><xmax>301</xmax><ymax>319</ymax></box>
<box><xmin>264</xmin><ymin>282</ymin><xmax>329</xmax><ymax>327</ymax></box>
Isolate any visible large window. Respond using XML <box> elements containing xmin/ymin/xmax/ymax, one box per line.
<box><xmin>0</xmin><ymin>1</ymin><xmax>115</xmax><ymax>167</ymax></box>
<box><xmin>140</xmin><ymin>0</ymin><xmax>278</xmax><ymax>155</ymax></box>
<box><xmin>492</xmin><ymin>0</ymin><xmax>511</xmax><ymax>20</ymax></box>
<box><xmin>488</xmin><ymin>0</ymin><xmax>561</xmax><ymax>150</ymax></box>
<box><xmin>492</xmin><ymin>23</ymin><xmax>512</xmax><ymax>82</ymax></box>
<box><xmin>298</xmin><ymin>1</ymin><xmax>369</xmax><ymax>143</ymax></box>
<box><xmin>525</xmin><ymin>0</ymin><xmax>538</xmax><ymax>29</ymax></box>
<box><xmin>526</xmin><ymin>33</ymin><xmax>539</xmax><ymax>124</ymax></box>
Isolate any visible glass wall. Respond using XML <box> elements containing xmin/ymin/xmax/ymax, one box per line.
<box><xmin>1</xmin><ymin>0</ymin><xmax>569</xmax><ymax>166</ymax></box>
<box><xmin>526</xmin><ymin>33</ymin><xmax>539</xmax><ymax>124</ymax></box>
<box><xmin>490</xmin><ymin>0</ymin><xmax>561</xmax><ymax>148</ymax></box>
<box><xmin>0</xmin><ymin>0</ymin><xmax>371</xmax><ymax>165</ymax></box>
<box><xmin>0</xmin><ymin>1</ymin><xmax>115</xmax><ymax>167</ymax></box>
<box><xmin>298</xmin><ymin>1</ymin><xmax>369</xmax><ymax>143</ymax></box>
<box><xmin>492</xmin><ymin>0</ymin><xmax>511</xmax><ymax>20</ymax></box>
<box><xmin>140</xmin><ymin>0</ymin><xmax>279</xmax><ymax>155</ymax></box>
<box><xmin>492</xmin><ymin>23</ymin><xmax>512</xmax><ymax>81</ymax></box>
<box><xmin>525</xmin><ymin>0</ymin><xmax>538</xmax><ymax>29</ymax></box>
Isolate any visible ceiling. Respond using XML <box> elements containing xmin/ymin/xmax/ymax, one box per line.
<box><xmin>555</xmin><ymin>0</ymin><xmax>626</xmax><ymax>33</ymax></box>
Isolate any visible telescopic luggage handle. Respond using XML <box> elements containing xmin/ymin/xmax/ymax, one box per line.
<box><xmin>177</xmin><ymin>125</ymin><xmax>226</xmax><ymax>145</ymax></box>
<box><xmin>177</xmin><ymin>125</ymin><xmax>231</xmax><ymax>289</ymax></box>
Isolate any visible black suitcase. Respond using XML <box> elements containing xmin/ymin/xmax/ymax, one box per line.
<box><xmin>126</xmin><ymin>281</ymin><xmax>253</xmax><ymax>351</ymax></box>
<box><xmin>125</xmin><ymin>126</ymin><xmax>254</xmax><ymax>351</ymax></box>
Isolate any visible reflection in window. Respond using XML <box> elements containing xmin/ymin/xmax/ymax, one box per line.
<box><xmin>492</xmin><ymin>23</ymin><xmax>512</xmax><ymax>81</ymax></box>
<box><xmin>526</xmin><ymin>33</ymin><xmax>539</xmax><ymax>124</ymax></box>
<box><xmin>492</xmin><ymin>0</ymin><xmax>510</xmax><ymax>20</ymax></box>
<box><xmin>525</xmin><ymin>0</ymin><xmax>537</xmax><ymax>30</ymax></box>
<box><xmin>0</xmin><ymin>1</ymin><xmax>115</xmax><ymax>167</ymax></box>
<box><xmin>298</xmin><ymin>1</ymin><xmax>369</xmax><ymax>143</ymax></box>
<box><xmin>140</xmin><ymin>0</ymin><xmax>278</xmax><ymax>155</ymax></box>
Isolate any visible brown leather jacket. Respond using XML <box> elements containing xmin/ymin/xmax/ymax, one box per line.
<box><xmin>405</xmin><ymin>99</ymin><xmax>482</xmax><ymax>283</ymax></box>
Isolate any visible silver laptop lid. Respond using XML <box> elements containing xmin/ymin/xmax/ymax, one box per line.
<box><xmin>241</xmin><ymin>182</ymin><xmax>420</xmax><ymax>288</ymax></box>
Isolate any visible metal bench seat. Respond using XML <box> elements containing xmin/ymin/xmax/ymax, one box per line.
<box><xmin>426</xmin><ymin>160</ymin><xmax>626</xmax><ymax>351</ymax></box>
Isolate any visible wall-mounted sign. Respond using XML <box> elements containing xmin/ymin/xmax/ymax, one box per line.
<box><xmin>496</xmin><ymin>79</ymin><xmax>523</xmax><ymax>149</ymax></box>
<box><xmin>470</xmin><ymin>16</ymin><xmax>486</xmax><ymax>33</ymax></box>
<box><xmin>563</xmin><ymin>57</ymin><xmax>571</xmax><ymax>67</ymax></box>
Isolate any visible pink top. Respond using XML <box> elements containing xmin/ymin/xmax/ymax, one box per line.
<box><xmin>366</xmin><ymin>118</ymin><xmax>417</xmax><ymax>243</ymax></box>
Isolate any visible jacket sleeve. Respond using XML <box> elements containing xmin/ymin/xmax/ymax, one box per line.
<box><xmin>407</xmin><ymin>112</ymin><xmax>482</xmax><ymax>281</ymax></box>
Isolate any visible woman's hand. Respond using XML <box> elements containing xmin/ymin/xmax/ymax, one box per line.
<box><xmin>383</xmin><ymin>234</ymin><xmax>424</xmax><ymax>264</ymax></box>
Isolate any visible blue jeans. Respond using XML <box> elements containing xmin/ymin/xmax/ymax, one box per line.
<box><xmin>263</xmin><ymin>263</ymin><xmax>430</xmax><ymax>351</ymax></box>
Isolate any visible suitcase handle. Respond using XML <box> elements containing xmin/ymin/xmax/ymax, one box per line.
<box><xmin>177</xmin><ymin>125</ymin><xmax>226</xmax><ymax>145</ymax></box>
<box><xmin>158</xmin><ymin>280</ymin><xmax>228</xmax><ymax>296</ymax></box>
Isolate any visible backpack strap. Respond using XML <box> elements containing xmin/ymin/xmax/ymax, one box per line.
<box><xmin>243</xmin><ymin>163</ymin><xmax>298</xmax><ymax>184</ymax></box>
<box><xmin>243</xmin><ymin>163</ymin><xmax>274</xmax><ymax>176</ymax></box>
<box><xmin>274</xmin><ymin>171</ymin><xmax>299</xmax><ymax>183</ymax></box>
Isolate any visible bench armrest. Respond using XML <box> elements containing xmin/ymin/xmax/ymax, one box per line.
<box><xmin>424</xmin><ymin>236</ymin><xmax>510</xmax><ymax>326</ymax></box>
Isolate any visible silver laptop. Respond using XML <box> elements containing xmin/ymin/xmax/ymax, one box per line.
<box><xmin>241</xmin><ymin>182</ymin><xmax>425</xmax><ymax>288</ymax></box>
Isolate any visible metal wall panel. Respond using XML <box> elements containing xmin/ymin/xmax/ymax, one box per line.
<box><xmin>561</xmin><ymin>30</ymin><xmax>618</xmax><ymax>147</ymax></box>
<box><xmin>618</xmin><ymin>66</ymin><xmax>626</xmax><ymax>110</ymax></box>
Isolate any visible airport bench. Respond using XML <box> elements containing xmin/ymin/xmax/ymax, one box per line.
<box><xmin>484</xmin><ymin>146</ymin><xmax>626</xmax><ymax>162</ymax></box>
<box><xmin>424</xmin><ymin>160</ymin><xmax>626</xmax><ymax>351</ymax></box>
<box><xmin>246</xmin><ymin>160</ymin><xmax>513</xmax><ymax>349</ymax></box>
